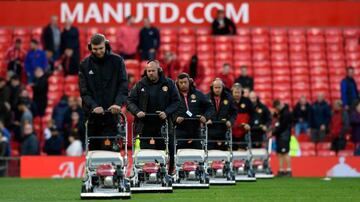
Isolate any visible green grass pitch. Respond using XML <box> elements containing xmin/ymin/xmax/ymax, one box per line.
<box><xmin>0</xmin><ymin>178</ymin><xmax>359</xmax><ymax>202</ymax></box>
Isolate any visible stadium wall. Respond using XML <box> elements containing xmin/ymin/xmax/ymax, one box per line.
<box><xmin>1</xmin><ymin>0</ymin><xmax>360</xmax><ymax>27</ymax></box>
<box><xmin>20</xmin><ymin>156</ymin><xmax>360</xmax><ymax>178</ymax></box>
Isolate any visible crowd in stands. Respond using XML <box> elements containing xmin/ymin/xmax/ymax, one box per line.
<box><xmin>0</xmin><ymin>9</ymin><xmax>360</xmax><ymax>160</ymax></box>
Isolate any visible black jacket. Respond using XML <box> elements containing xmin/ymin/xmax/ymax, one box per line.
<box><xmin>21</xmin><ymin>134</ymin><xmax>39</xmax><ymax>155</ymax></box>
<box><xmin>212</xmin><ymin>17</ymin><xmax>237</xmax><ymax>35</ymax></box>
<box><xmin>60</xmin><ymin>26</ymin><xmax>80</xmax><ymax>54</ymax></box>
<box><xmin>293</xmin><ymin>102</ymin><xmax>312</xmax><ymax>123</ymax></box>
<box><xmin>33</xmin><ymin>73</ymin><xmax>49</xmax><ymax>116</ymax></box>
<box><xmin>235</xmin><ymin>76</ymin><xmax>254</xmax><ymax>90</ymax></box>
<box><xmin>41</xmin><ymin>24</ymin><xmax>60</xmax><ymax>53</ymax></box>
<box><xmin>208</xmin><ymin>90</ymin><xmax>237</xmax><ymax>124</ymax></box>
<box><xmin>79</xmin><ymin>53</ymin><xmax>128</xmax><ymax>117</ymax></box>
<box><xmin>139</xmin><ymin>27</ymin><xmax>160</xmax><ymax>51</ymax></box>
<box><xmin>175</xmin><ymin>85</ymin><xmax>214</xmax><ymax>120</ymax></box>
<box><xmin>127</xmin><ymin>73</ymin><xmax>180</xmax><ymax>134</ymax></box>
<box><xmin>250</xmin><ymin>99</ymin><xmax>272</xmax><ymax>131</ymax></box>
<box><xmin>273</xmin><ymin>105</ymin><xmax>292</xmax><ymax>138</ymax></box>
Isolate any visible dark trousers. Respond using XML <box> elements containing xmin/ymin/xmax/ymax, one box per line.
<box><xmin>208</xmin><ymin>124</ymin><xmax>227</xmax><ymax>150</ymax></box>
<box><xmin>87</xmin><ymin>113</ymin><xmax>117</xmax><ymax>150</ymax></box>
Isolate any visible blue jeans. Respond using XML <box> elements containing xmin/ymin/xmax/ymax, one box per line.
<box><xmin>295</xmin><ymin>122</ymin><xmax>309</xmax><ymax>136</ymax></box>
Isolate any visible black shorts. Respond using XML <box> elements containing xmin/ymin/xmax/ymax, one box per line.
<box><xmin>276</xmin><ymin>139</ymin><xmax>290</xmax><ymax>154</ymax></box>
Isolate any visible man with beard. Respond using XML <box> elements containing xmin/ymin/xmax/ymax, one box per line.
<box><xmin>127</xmin><ymin>60</ymin><xmax>180</xmax><ymax>173</ymax></box>
<box><xmin>207</xmin><ymin>78</ymin><xmax>237</xmax><ymax>150</ymax></box>
<box><xmin>174</xmin><ymin>73</ymin><xmax>213</xmax><ymax>149</ymax></box>
<box><xmin>249</xmin><ymin>91</ymin><xmax>271</xmax><ymax>148</ymax></box>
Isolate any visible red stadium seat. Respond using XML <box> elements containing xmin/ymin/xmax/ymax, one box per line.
<box><xmin>337</xmin><ymin>150</ymin><xmax>354</xmax><ymax>157</ymax></box>
<box><xmin>288</xmin><ymin>28</ymin><xmax>306</xmax><ymax>36</ymax></box>
<box><xmin>65</xmin><ymin>75</ymin><xmax>78</xmax><ymax>84</ymax></box>
<box><xmin>327</xmin><ymin>44</ymin><xmax>344</xmax><ymax>52</ymax></box>
<box><xmin>234</xmin><ymin>52</ymin><xmax>251</xmax><ymax>60</ymax></box>
<box><xmin>252</xmin><ymin>35</ymin><xmax>269</xmax><ymax>44</ymax></box>
<box><xmin>196</xmin><ymin>35</ymin><xmax>213</xmax><ymax>44</ymax></box>
<box><xmin>272</xmin><ymin>60</ymin><xmax>289</xmax><ymax>68</ymax></box>
<box><xmin>253</xmin><ymin>60</ymin><xmax>270</xmax><ymax>68</ymax></box>
<box><xmin>289</xmin><ymin>43</ymin><xmax>306</xmax><ymax>52</ymax></box>
<box><xmin>272</xmin><ymin>75</ymin><xmax>291</xmax><ymax>83</ymax></box>
<box><xmin>178</xmin><ymin>44</ymin><xmax>196</xmax><ymax>54</ymax></box>
<box><xmin>327</xmin><ymin>52</ymin><xmax>345</xmax><ymax>61</ymax></box>
<box><xmin>197</xmin><ymin>44</ymin><xmax>214</xmax><ymax>53</ymax></box>
<box><xmin>198</xmin><ymin>53</ymin><xmax>214</xmax><ymax>61</ymax></box>
<box><xmin>178</xmin><ymin>36</ymin><xmax>195</xmax><ymax>44</ymax></box>
<box><xmin>272</xmin><ymin>68</ymin><xmax>290</xmax><ymax>76</ymax></box>
<box><xmin>270</xmin><ymin>28</ymin><xmax>287</xmax><ymax>36</ymax></box>
<box><xmin>214</xmin><ymin>36</ymin><xmax>233</xmax><ymax>44</ymax></box>
<box><xmin>346</xmin><ymin>52</ymin><xmax>360</xmax><ymax>60</ymax></box>
<box><xmin>124</xmin><ymin>59</ymin><xmax>140</xmax><ymax>71</ymax></box>
<box><xmin>309</xmin><ymin>60</ymin><xmax>327</xmax><ymax>68</ymax></box>
<box><xmin>236</xmin><ymin>28</ymin><xmax>250</xmax><ymax>36</ymax></box>
<box><xmin>179</xmin><ymin>27</ymin><xmax>195</xmax><ymax>36</ymax></box>
<box><xmin>271</xmin><ymin>35</ymin><xmax>288</xmax><ymax>43</ymax></box>
<box><xmin>328</xmin><ymin>60</ymin><xmax>346</xmax><ymax>69</ymax></box>
<box><xmin>271</xmin><ymin>43</ymin><xmax>288</xmax><ymax>52</ymax></box>
<box><xmin>325</xmin><ymin>28</ymin><xmax>342</xmax><ymax>36</ymax></box>
<box><xmin>308</xmin><ymin>44</ymin><xmax>325</xmax><ymax>52</ymax></box>
<box><xmin>307</xmin><ymin>36</ymin><xmax>325</xmax><ymax>44</ymax></box>
<box><xmin>160</xmin><ymin>28</ymin><xmax>177</xmax><ymax>36</ymax></box>
<box><xmin>253</xmin><ymin>52</ymin><xmax>269</xmax><ymax>61</ymax></box>
<box><xmin>316</xmin><ymin>142</ymin><xmax>331</xmax><ymax>150</ymax></box>
<box><xmin>343</xmin><ymin>28</ymin><xmax>360</xmax><ymax>38</ymax></box>
<box><xmin>328</xmin><ymin>68</ymin><xmax>346</xmax><ymax>76</ymax></box>
<box><xmin>104</xmin><ymin>27</ymin><xmax>117</xmax><ymax>36</ymax></box>
<box><xmin>289</xmin><ymin>35</ymin><xmax>306</xmax><ymax>44</ymax></box>
<box><xmin>215</xmin><ymin>43</ymin><xmax>233</xmax><ymax>52</ymax></box>
<box><xmin>301</xmin><ymin>150</ymin><xmax>316</xmax><ymax>156</ymax></box>
<box><xmin>308</xmin><ymin>52</ymin><xmax>326</xmax><ymax>60</ymax></box>
<box><xmin>307</xmin><ymin>28</ymin><xmax>324</xmax><ymax>36</ymax></box>
<box><xmin>252</xmin><ymin>44</ymin><xmax>270</xmax><ymax>51</ymax></box>
<box><xmin>326</xmin><ymin>35</ymin><xmax>343</xmax><ymax>44</ymax></box>
<box><xmin>161</xmin><ymin>35</ymin><xmax>177</xmax><ymax>43</ymax></box>
<box><xmin>317</xmin><ymin>150</ymin><xmax>336</xmax><ymax>157</ymax></box>
<box><xmin>233</xmin><ymin>36</ymin><xmax>251</xmax><ymax>44</ymax></box>
<box><xmin>251</xmin><ymin>27</ymin><xmax>269</xmax><ymax>36</ymax></box>
<box><xmin>271</xmin><ymin>52</ymin><xmax>288</xmax><ymax>61</ymax></box>
<box><xmin>290</xmin><ymin>52</ymin><xmax>307</xmax><ymax>61</ymax></box>
<box><xmin>234</xmin><ymin>43</ymin><xmax>251</xmax><ymax>52</ymax></box>
<box><xmin>196</xmin><ymin>28</ymin><xmax>211</xmax><ymax>36</ymax></box>
<box><xmin>300</xmin><ymin>142</ymin><xmax>315</xmax><ymax>151</ymax></box>
<box><xmin>291</xmin><ymin>60</ymin><xmax>308</xmax><ymax>68</ymax></box>
<box><xmin>291</xmin><ymin>67</ymin><xmax>309</xmax><ymax>76</ymax></box>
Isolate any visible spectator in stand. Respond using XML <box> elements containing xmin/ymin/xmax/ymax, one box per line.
<box><xmin>341</xmin><ymin>66</ymin><xmax>359</xmax><ymax>110</ymax></box>
<box><xmin>350</xmin><ymin>101</ymin><xmax>360</xmax><ymax>154</ymax></box>
<box><xmin>161</xmin><ymin>51</ymin><xmax>182</xmax><ymax>80</ymax></box>
<box><xmin>310</xmin><ymin>93</ymin><xmax>331</xmax><ymax>144</ymax></box>
<box><xmin>20</xmin><ymin>123</ymin><xmax>39</xmax><ymax>155</ymax></box>
<box><xmin>249</xmin><ymin>91</ymin><xmax>271</xmax><ymax>148</ymax></box>
<box><xmin>217</xmin><ymin>63</ymin><xmax>234</xmax><ymax>90</ymax></box>
<box><xmin>64</xmin><ymin>111</ymin><xmax>85</xmax><ymax>147</ymax></box>
<box><xmin>293</xmin><ymin>96</ymin><xmax>312</xmax><ymax>137</ymax></box>
<box><xmin>0</xmin><ymin>121</ymin><xmax>10</xmax><ymax>157</ymax></box>
<box><xmin>0</xmin><ymin>130</ymin><xmax>9</xmax><ymax>176</ymax></box>
<box><xmin>43</xmin><ymin>125</ymin><xmax>63</xmax><ymax>155</ymax></box>
<box><xmin>272</xmin><ymin>99</ymin><xmax>292</xmax><ymax>177</ymax></box>
<box><xmin>63</xmin><ymin>96</ymin><xmax>84</xmax><ymax>131</ymax></box>
<box><xmin>231</xmin><ymin>83</ymin><xmax>252</xmax><ymax>150</ymax></box>
<box><xmin>18</xmin><ymin>99</ymin><xmax>33</xmax><ymax>134</ymax></box>
<box><xmin>234</xmin><ymin>66</ymin><xmax>254</xmax><ymax>90</ymax></box>
<box><xmin>0</xmin><ymin>77</ymin><xmax>11</xmax><ymax>128</ymax></box>
<box><xmin>128</xmin><ymin>73</ymin><xmax>136</xmax><ymax>90</ymax></box>
<box><xmin>211</xmin><ymin>9</ymin><xmax>237</xmax><ymax>35</ymax></box>
<box><xmin>56</xmin><ymin>47</ymin><xmax>79</xmax><ymax>76</ymax></box>
<box><xmin>186</xmin><ymin>55</ymin><xmax>205</xmax><ymax>86</ymax></box>
<box><xmin>52</xmin><ymin>96</ymin><xmax>69</xmax><ymax>133</ymax></box>
<box><xmin>7</xmin><ymin>75</ymin><xmax>23</xmax><ymax>113</ymax></box>
<box><xmin>58</xmin><ymin>19</ymin><xmax>80</xmax><ymax>75</ymax></box>
<box><xmin>243</xmin><ymin>88</ymin><xmax>250</xmax><ymax>98</ymax></box>
<box><xmin>330</xmin><ymin>100</ymin><xmax>349</xmax><ymax>153</ymax></box>
<box><xmin>139</xmin><ymin>18</ymin><xmax>160</xmax><ymax>61</ymax></box>
<box><xmin>41</xmin><ymin>15</ymin><xmax>61</xmax><ymax>60</ymax></box>
<box><xmin>117</xmin><ymin>15</ymin><xmax>139</xmax><ymax>59</ymax></box>
<box><xmin>5</xmin><ymin>38</ymin><xmax>26</xmax><ymax>78</ymax></box>
<box><xmin>66</xmin><ymin>132</ymin><xmax>83</xmax><ymax>156</ymax></box>
<box><xmin>32</xmin><ymin>68</ymin><xmax>49</xmax><ymax>117</ymax></box>
<box><xmin>24</xmin><ymin>39</ymin><xmax>47</xmax><ymax>83</ymax></box>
